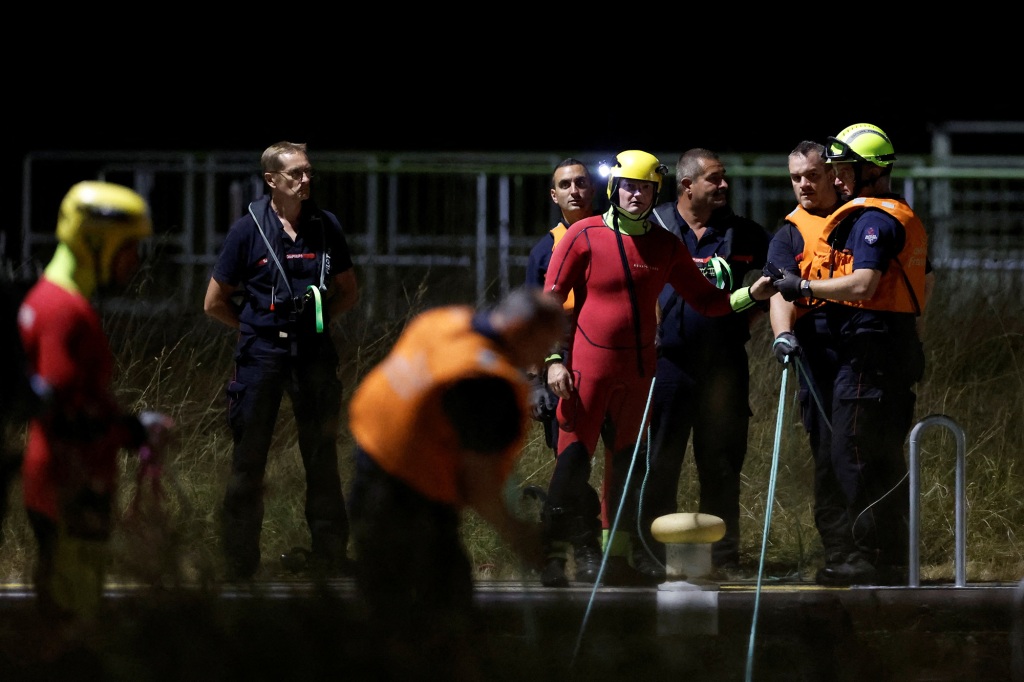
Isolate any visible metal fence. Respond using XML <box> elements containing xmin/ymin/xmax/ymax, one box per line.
<box><xmin>13</xmin><ymin>137</ymin><xmax>1024</xmax><ymax>318</ymax></box>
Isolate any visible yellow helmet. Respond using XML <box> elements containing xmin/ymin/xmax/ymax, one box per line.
<box><xmin>825</xmin><ymin>123</ymin><xmax>897</xmax><ymax>167</ymax></box>
<box><xmin>55</xmin><ymin>181</ymin><xmax>152</xmax><ymax>285</ymax></box>
<box><xmin>605</xmin><ymin>150</ymin><xmax>667</xmax><ymax>199</ymax></box>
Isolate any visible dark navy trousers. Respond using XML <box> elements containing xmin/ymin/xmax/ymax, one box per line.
<box><xmin>222</xmin><ymin>332</ymin><xmax>348</xmax><ymax>577</ymax></box>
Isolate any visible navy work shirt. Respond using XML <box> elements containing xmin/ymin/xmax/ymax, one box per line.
<box><xmin>212</xmin><ymin>195</ymin><xmax>354</xmax><ymax>338</ymax></box>
<box><xmin>651</xmin><ymin>203</ymin><xmax>770</xmax><ymax>368</ymax></box>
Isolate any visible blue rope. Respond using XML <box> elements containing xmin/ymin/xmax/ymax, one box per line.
<box><xmin>571</xmin><ymin>376</ymin><xmax>657</xmax><ymax>665</ymax></box>
<box><xmin>745</xmin><ymin>361</ymin><xmax>789</xmax><ymax>682</ymax></box>
<box><xmin>793</xmin><ymin>354</ymin><xmax>831</xmax><ymax>433</ymax></box>
<box><xmin>633</xmin><ymin>422</ymin><xmax>660</xmax><ymax>569</ymax></box>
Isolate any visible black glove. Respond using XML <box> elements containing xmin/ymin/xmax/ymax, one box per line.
<box><xmin>528</xmin><ymin>375</ymin><xmax>558</xmax><ymax>422</ymax></box>
<box><xmin>772</xmin><ymin>331</ymin><xmax>802</xmax><ymax>364</ymax></box>
<box><xmin>773</xmin><ymin>269</ymin><xmax>804</xmax><ymax>302</ymax></box>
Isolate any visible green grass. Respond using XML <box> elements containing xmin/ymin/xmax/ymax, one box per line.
<box><xmin>1</xmin><ymin>266</ymin><xmax>1021</xmax><ymax>586</ymax></box>
<box><xmin>465</xmin><ymin>267</ymin><xmax>1024</xmax><ymax>584</ymax></box>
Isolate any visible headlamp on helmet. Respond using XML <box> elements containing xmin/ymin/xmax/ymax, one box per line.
<box><xmin>825</xmin><ymin>123</ymin><xmax>897</xmax><ymax>167</ymax></box>
<box><xmin>56</xmin><ymin>181</ymin><xmax>153</xmax><ymax>285</ymax></box>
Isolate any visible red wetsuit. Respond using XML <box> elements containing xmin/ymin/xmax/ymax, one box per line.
<box><xmin>545</xmin><ymin>213</ymin><xmax>733</xmax><ymax>458</ymax></box>
<box><xmin>18</xmin><ymin>279</ymin><xmax>134</xmax><ymax>521</ymax></box>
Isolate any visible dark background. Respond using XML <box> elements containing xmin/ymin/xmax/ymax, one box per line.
<box><xmin>13</xmin><ymin>98</ymin><xmax>1020</xmax><ymax>158</ymax></box>
<box><xmin>12</xmin><ymin>61</ymin><xmax>1022</xmax><ymax>159</ymax></box>
<box><xmin>10</xmin><ymin>24</ymin><xmax>1022</xmax><ymax>164</ymax></box>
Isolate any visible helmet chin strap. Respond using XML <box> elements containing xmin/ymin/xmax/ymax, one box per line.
<box><xmin>851</xmin><ymin>163</ymin><xmax>881</xmax><ymax>197</ymax></box>
<box><xmin>850</xmin><ymin>161</ymin><xmax>895</xmax><ymax>197</ymax></box>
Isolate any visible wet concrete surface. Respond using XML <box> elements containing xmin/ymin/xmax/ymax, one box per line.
<box><xmin>0</xmin><ymin>578</ymin><xmax>1021</xmax><ymax>681</ymax></box>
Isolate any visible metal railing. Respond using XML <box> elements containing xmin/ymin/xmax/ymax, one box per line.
<box><xmin>12</xmin><ymin>139</ymin><xmax>1024</xmax><ymax>314</ymax></box>
<box><xmin>1014</xmin><ymin>575</ymin><xmax>1024</xmax><ymax>681</ymax></box>
<box><xmin>908</xmin><ymin>414</ymin><xmax>968</xmax><ymax>587</ymax></box>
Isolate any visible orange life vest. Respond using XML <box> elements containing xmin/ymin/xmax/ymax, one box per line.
<box><xmin>348</xmin><ymin>306</ymin><xmax>528</xmax><ymax>507</ymax></box>
<box><xmin>785</xmin><ymin>205</ymin><xmax>831</xmax><ymax>280</ymax></box>
<box><xmin>807</xmin><ymin>197</ymin><xmax>928</xmax><ymax>314</ymax></box>
<box><xmin>784</xmin><ymin>204</ymin><xmax>832</xmax><ymax>320</ymax></box>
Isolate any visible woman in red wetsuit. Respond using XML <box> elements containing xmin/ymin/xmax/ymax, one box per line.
<box><xmin>539</xmin><ymin>150</ymin><xmax>775</xmax><ymax>587</ymax></box>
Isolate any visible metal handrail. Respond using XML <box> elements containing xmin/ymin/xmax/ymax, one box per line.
<box><xmin>1014</xmin><ymin>576</ymin><xmax>1024</xmax><ymax>681</ymax></box>
<box><xmin>908</xmin><ymin>414</ymin><xmax>967</xmax><ymax>587</ymax></box>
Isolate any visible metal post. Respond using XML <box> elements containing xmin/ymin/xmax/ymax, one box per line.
<box><xmin>476</xmin><ymin>173</ymin><xmax>487</xmax><ymax>306</ymax></box>
<box><xmin>1014</xmin><ymin>576</ymin><xmax>1024</xmax><ymax>681</ymax></box>
<box><xmin>363</xmin><ymin>171</ymin><xmax>379</xmax><ymax>320</ymax></box>
<box><xmin>498</xmin><ymin>174</ymin><xmax>510</xmax><ymax>297</ymax></box>
<box><xmin>908</xmin><ymin>414</ymin><xmax>967</xmax><ymax>587</ymax></box>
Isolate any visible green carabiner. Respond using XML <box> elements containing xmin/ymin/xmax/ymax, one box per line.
<box><xmin>306</xmin><ymin>285</ymin><xmax>324</xmax><ymax>333</ymax></box>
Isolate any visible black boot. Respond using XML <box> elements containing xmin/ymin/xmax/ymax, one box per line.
<box><xmin>631</xmin><ymin>539</ymin><xmax>666</xmax><ymax>585</ymax></box>
<box><xmin>541</xmin><ymin>506</ymin><xmax>572</xmax><ymax>588</ymax></box>
<box><xmin>542</xmin><ymin>444</ymin><xmax>597</xmax><ymax>588</ymax></box>
<box><xmin>541</xmin><ymin>557</ymin><xmax>569</xmax><ymax>587</ymax></box>
<box><xmin>567</xmin><ymin>501</ymin><xmax>602</xmax><ymax>584</ymax></box>
<box><xmin>573</xmin><ymin>543</ymin><xmax>602</xmax><ymax>583</ymax></box>
<box><xmin>815</xmin><ymin>551</ymin><xmax>877</xmax><ymax>586</ymax></box>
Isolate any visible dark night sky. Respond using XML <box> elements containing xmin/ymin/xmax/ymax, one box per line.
<box><xmin>11</xmin><ymin>58</ymin><xmax>1021</xmax><ymax>159</ymax></box>
<box><xmin>11</xmin><ymin>21</ymin><xmax>1023</xmax><ymax>159</ymax></box>
<box><xmin>13</xmin><ymin>96</ymin><xmax>1019</xmax><ymax>159</ymax></box>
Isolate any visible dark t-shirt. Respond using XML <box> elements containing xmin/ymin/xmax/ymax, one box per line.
<box><xmin>212</xmin><ymin>195</ymin><xmax>354</xmax><ymax>334</ymax></box>
<box><xmin>526</xmin><ymin>231</ymin><xmax>556</xmax><ymax>290</ymax></box>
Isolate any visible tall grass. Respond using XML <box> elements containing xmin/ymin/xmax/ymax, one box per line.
<box><xmin>464</xmin><ymin>266</ymin><xmax>1024</xmax><ymax>583</ymax></box>
<box><xmin>1</xmin><ymin>266</ymin><xmax>1021</xmax><ymax>585</ymax></box>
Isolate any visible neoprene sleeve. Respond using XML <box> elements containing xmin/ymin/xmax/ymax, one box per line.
<box><xmin>728</xmin><ymin>286</ymin><xmax>755</xmax><ymax>312</ymax></box>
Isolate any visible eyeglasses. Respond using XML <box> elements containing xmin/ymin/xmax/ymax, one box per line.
<box><xmin>274</xmin><ymin>167</ymin><xmax>315</xmax><ymax>181</ymax></box>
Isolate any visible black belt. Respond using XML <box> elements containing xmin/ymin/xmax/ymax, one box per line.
<box><xmin>247</xmin><ymin>326</ymin><xmax>325</xmax><ymax>357</ymax></box>
<box><xmin>251</xmin><ymin>327</ymin><xmax>296</xmax><ymax>342</ymax></box>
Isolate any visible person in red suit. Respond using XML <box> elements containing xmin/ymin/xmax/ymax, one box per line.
<box><xmin>18</xmin><ymin>181</ymin><xmax>171</xmax><ymax>621</ymax></box>
<box><xmin>539</xmin><ymin>150</ymin><xmax>775</xmax><ymax>587</ymax></box>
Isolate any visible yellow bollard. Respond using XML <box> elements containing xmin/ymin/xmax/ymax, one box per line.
<box><xmin>651</xmin><ymin>513</ymin><xmax>726</xmax><ymax>590</ymax></box>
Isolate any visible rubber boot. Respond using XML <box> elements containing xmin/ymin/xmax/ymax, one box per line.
<box><xmin>815</xmin><ymin>551</ymin><xmax>877</xmax><ymax>586</ymax></box>
<box><xmin>542</xmin><ymin>443</ymin><xmax>597</xmax><ymax>587</ymax></box>
<box><xmin>573</xmin><ymin>542</ymin><xmax>602</xmax><ymax>584</ymax></box>
<box><xmin>631</xmin><ymin>536</ymin><xmax>666</xmax><ymax>585</ymax></box>
<box><xmin>570</xmin><ymin>479</ymin><xmax>602</xmax><ymax>583</ymax></box>
<box><xmin>602</xmin><ymin>530</ymin><xmax>643</xmax><ymax>586</ymax></box>
<box><xmin>541</xmin><ymin>557</ymin><xmax>569</xmax><ymax>588</ymax></box>
<box><xmin>540</xmin><ymin>506</ymin><xmax>571</xmax><ymax>588</ymax></box>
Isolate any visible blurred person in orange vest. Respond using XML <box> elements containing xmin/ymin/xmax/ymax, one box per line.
<box><xmin>17</xmin><ymin>181</ymin><xmax>172</xmax><ymax>621</ymax></box>
<box><xmin>771</xmin><ymin>124</ymin><xmax>933</xmax><ymax>585</ymax></box>
<box><xmin>347</xmin><ymin>286</ymin><xmax>565</xmax><ymax>681</ymax></box>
